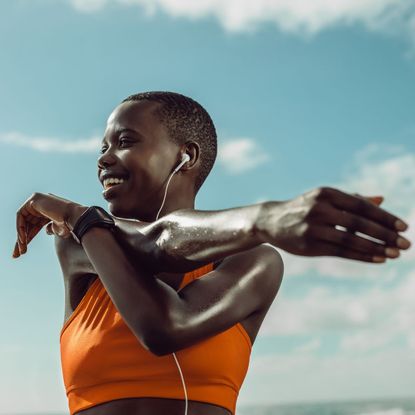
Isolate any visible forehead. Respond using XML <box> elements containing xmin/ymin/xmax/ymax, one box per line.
<box><xmin>104</xmin><ymin>100</ymin><xmax>164</xmax><ymax>141</ymax></box>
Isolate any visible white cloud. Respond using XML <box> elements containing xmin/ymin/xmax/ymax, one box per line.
<box><xmin>218</xmin><ymin>137</ymin><xmax>271</xmax><ymax>174</ymax></box>
<box><xmin>294</xmin><ymin>337</ymin><xmax>321</xmax><ymax>353</ymax></box>
<box><xmin>68</xmin><ymin>0</ymin><xmax>415</xmax><ymax>40</ymax></box>
<box><xmin>0</xmin><ymin>131</ymin><xmax>101</xmax><ymax>153</ymax></box>
<box><xmin>258</xmin><ymin>269</ymin><xmax>415</xmax><ymax>356</ymax></box>
<box><xmin>340</xmin><ymin>146</ymin><xmax>415</xmax><ymax>215</ymax></box>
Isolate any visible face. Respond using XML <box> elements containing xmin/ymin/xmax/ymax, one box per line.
<box><xmin>97</xmin><ymin>100</ymin><xmax>183</xmax><ymax>222</ymax></box>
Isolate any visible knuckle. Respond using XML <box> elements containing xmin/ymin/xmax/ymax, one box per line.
<box><xmin>307</xmin><ymin>186</ymin><xmax>333</xmax><ymax>205</ymax></box>
<box><xmin>314</xmin><ymin>186</ymin><xmax>331</xmax><ymax>200</ymax></box>
<box><xmin>310</xmin><ymin>187</ymin><xmax>324</xmax><ymax>200</ymax></box>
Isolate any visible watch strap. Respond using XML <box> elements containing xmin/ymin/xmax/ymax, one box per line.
<box><xmin>71</xmin><ymin>206</ymin><xmax>115</xmax><ymax>244</ymax></box>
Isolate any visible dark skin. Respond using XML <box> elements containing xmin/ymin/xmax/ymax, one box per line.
<box><xmin>13</xmin><ymin>100</ymin><xmax>411</xmax><ymax>415</ymax></box>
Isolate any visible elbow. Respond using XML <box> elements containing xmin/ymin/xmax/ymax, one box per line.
<box><xmin>145</xmin><ymin>332</ymin><xmax>179</xmax><ymax>357</ymax></box>
<box><xmin>137</xmin><ymin>323</ymin><xmax>178</xmax><ymax>357</ymax></box>
<box><xmin>148</xmin><ymin>341</ymin><xmax>175</xmax><ymax>357</ymax></box>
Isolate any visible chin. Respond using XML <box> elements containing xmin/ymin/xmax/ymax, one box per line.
<box><xmin>105</xmin><ymin>203</ymin><xmax>139</xmax><ymax>221</ymax></box>
<box><xmin>104</xmin><ymin>201</ymin><xmax>126</xmax><ymax>217</ymax></box>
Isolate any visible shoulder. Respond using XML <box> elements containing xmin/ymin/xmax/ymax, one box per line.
<box><xmin>243</xmin><ymin>243</ymin><xmax>284</xmax><ymax>277</ymax></box>
<box><xmin>254</xmin><ymin>242</ymin><xmax>283</xmax><ymax>264</ymax></box>
<box><xmin>250</xmin><ymin>243</ymin><xmax>284</xmax><ymax>302</ymax></box>
<box><xmin>215</xmin><ymin>243</ymin><xmax>284</xmax><ymax>308</ymax></box>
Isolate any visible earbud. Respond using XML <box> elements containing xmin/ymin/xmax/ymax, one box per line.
<box><xmin>173</xmin><ymin>153</ymin><xmax>190</xmax><ymax>173</ymax></box>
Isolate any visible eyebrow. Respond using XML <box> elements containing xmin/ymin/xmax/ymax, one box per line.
<box><xmin>101</xmin><ymin>127</ymin><xmax>143</xmax><ymax>145</ymax></box>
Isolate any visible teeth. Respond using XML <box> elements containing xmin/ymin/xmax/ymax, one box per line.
<box><xmin>103</xmin><ymin>177</ymin><xmax>125</xmax><ymax>190</ymax></box>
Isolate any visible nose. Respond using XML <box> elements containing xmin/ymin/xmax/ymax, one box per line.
<box><xmin>97</xmin><ymin>150</ymin><xmax>117</xmax><ymax>182</ymax></box>
<box><xmin>97</xmin><ymin>150</ymin><xmax>116</xmax><ymax>170</ymax></box>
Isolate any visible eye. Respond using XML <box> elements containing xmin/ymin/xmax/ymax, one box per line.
<box><xmin>99</xmin><ymin>138</ymin><xmax>133</xmax><ymax>154</ymax></box>
<box><xmin>119</xmin><ymin>138</ymin><xmax>132</xmax><ymax>146</ymax></box>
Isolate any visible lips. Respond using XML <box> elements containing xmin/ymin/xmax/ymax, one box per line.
<box><xmin>102</xmin><ymin>180</ymin><xmax>127</xmax><ymax>199</ymax></box>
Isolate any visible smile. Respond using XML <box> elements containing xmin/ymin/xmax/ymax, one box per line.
<box><xmin>102</xmin><ymin>180</ymin><xmax>127</xmax><ymax>198</ymax></box>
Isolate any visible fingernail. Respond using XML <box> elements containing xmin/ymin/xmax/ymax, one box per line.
<box><xmin>397</xmin><ymin>237</ymin><xmax>411</xmax><ymax>249</ymax></box>
<box><xmin>385</xmin><ymin>248</ymin><xmax>400</xmax><ymax>258</ymax></box>
<box><xmin>373</xmin><ymin>256</ymin><xmax>386</xmax><ymax>263</ymax></box>
<box><xmin>395</xmin><ymin>220</ymin><xmax>408</xmax><ymax>231</ymax></box>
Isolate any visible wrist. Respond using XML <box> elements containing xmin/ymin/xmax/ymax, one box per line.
<box><xmin>64</xmin><ymin>204</ymin><xmax>90</xmax><ymax>231</ymax></box>
<box><xmin>244</xmin><ymin>202</ymin><xmax>267</xmax><ymax>245</ymax></box>
<box><xmin>252</xmin><ymin>201</ymin><xmax>279</xmax><ymax>245</ymax></box>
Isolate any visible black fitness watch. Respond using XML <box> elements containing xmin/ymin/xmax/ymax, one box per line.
<box><xmin>70</xmin><ymin>206</ymin><xmax>115</xmax><ymax>244</ymax></box>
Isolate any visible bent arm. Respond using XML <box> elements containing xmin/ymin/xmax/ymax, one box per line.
<box><xmin>64</xmin><ymin>206</ymin><xmax>283</xmax><ymax>355</ymax></box>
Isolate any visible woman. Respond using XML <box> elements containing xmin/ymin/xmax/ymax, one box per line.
<box><xmin>13</xmin><ymin>92</ymin><xmax>410</xmax><ymax>415</ymax></box>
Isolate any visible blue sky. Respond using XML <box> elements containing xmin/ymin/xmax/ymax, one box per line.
<box><xmin>2</xmin><ymin>1</ymin><xmax>415</xmax><ymax>413</ymax></box>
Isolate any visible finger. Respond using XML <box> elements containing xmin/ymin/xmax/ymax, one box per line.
<box><xmin>26</xmin><ymin>224</ymin><xmax>43</xmax><ymax>245</ymax></box>
<box><xmin>320</xmin><ymin>205</ymin><xmax>411</xmax><ymax>250</ymax></box>
<box><xmin>325</xmin><ymin>188</ymin><xmax>408</xmax><ymax>232</ymax></box>
<box><xmin>16</xmin><ymin>211</ymin><xmax>27</xmax><ymax>254</ymax></box>
<box><xmin>364</xmin><ymin>196</ymin><xmax>383</xmax><ymax>205</ymax></box>
<box><xmin>16</xmin><ymin>223</ymin><xmax>29</xmax><ymax>255</ymax></box>
<box><xmin>312</xmin><ymin>224</ymin><xmax>400</xmax><ymax>259</ymax></box>
<box><xmin>19</xmin><ymin>217</ymin><xmax>51</xmax><ymax>254</ymax></box>
<box><xmin>310</xmin><ymin>239</ymin><xmax>387</xmax><ymax>263</ymax></box>
<box><xmin>12</xmin><ymin>241</ymin><xmax>20</xmax><ymax>258</ymax></box>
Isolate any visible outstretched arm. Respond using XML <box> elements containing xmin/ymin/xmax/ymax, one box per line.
<box><xmin>111</xmin><ymin>187</ymin><xmax>411</xmax><ymax>275</ymax></box>
<box><xmin>49</xmin><ymin>187</ymin><xmax>411</xmax><ymax>278</ymax></box>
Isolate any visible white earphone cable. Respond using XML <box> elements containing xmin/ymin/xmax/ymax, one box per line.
<box><xmin>155</xmin><ymin>154</ymin><xmax>189</xmax><ymax>415</ymax></box>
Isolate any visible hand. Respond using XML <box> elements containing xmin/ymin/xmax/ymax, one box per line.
<box><xmin>257</xmin><ymin>187</ymin><xmax>411</xmax><ymax>263</ymax></box>
<box><xmin>13</xmin><ymin>192</ymin><xmax>84</xmax><ymax>258</ymax></box>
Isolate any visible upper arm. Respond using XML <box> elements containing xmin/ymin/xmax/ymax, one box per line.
<box><xmin>54</xmin><ymin>234</ymin><xmax>70</xmax><ymax>273</ymax></box>
<box><xmin>53</xmin><ymin>234</ymin><xmax>96</xmax><ymax>277</ymax></box>
<box><xmin>155</xmin><ymin>243</ymin><xmax>284</xmax><ymax>355</ymax></box>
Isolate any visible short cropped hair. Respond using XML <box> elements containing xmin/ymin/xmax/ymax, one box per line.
<box><xmin>122</xmin><ymin>91</ymin><xmax>217</xmax><ymax>196</ymax></box>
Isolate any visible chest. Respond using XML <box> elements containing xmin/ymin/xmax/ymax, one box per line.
<box><xmin>63</xmin><ymin>269</ymin><xmax>185</xmax><ymax>325</ymax></box>
<box><xmin>61</xmin><ymin>242</ymin><xmax>264</xmax><ymax>346</ymax></box>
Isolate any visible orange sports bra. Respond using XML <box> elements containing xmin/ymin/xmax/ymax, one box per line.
<box><xmin>60</xmin><ymin>261</ymin><xmax>252</xmax><ymax>415</ymax></box>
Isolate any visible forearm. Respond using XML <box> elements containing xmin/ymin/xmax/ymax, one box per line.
<box><xmin>71</xmin><ymin>202</ymin><xmax>269</xmax><ymax>275</ymax></box>
<box><xmin>65</xmin><ymin>210</ymin><xmax>181</xmax><ymax>351</ymax></box>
